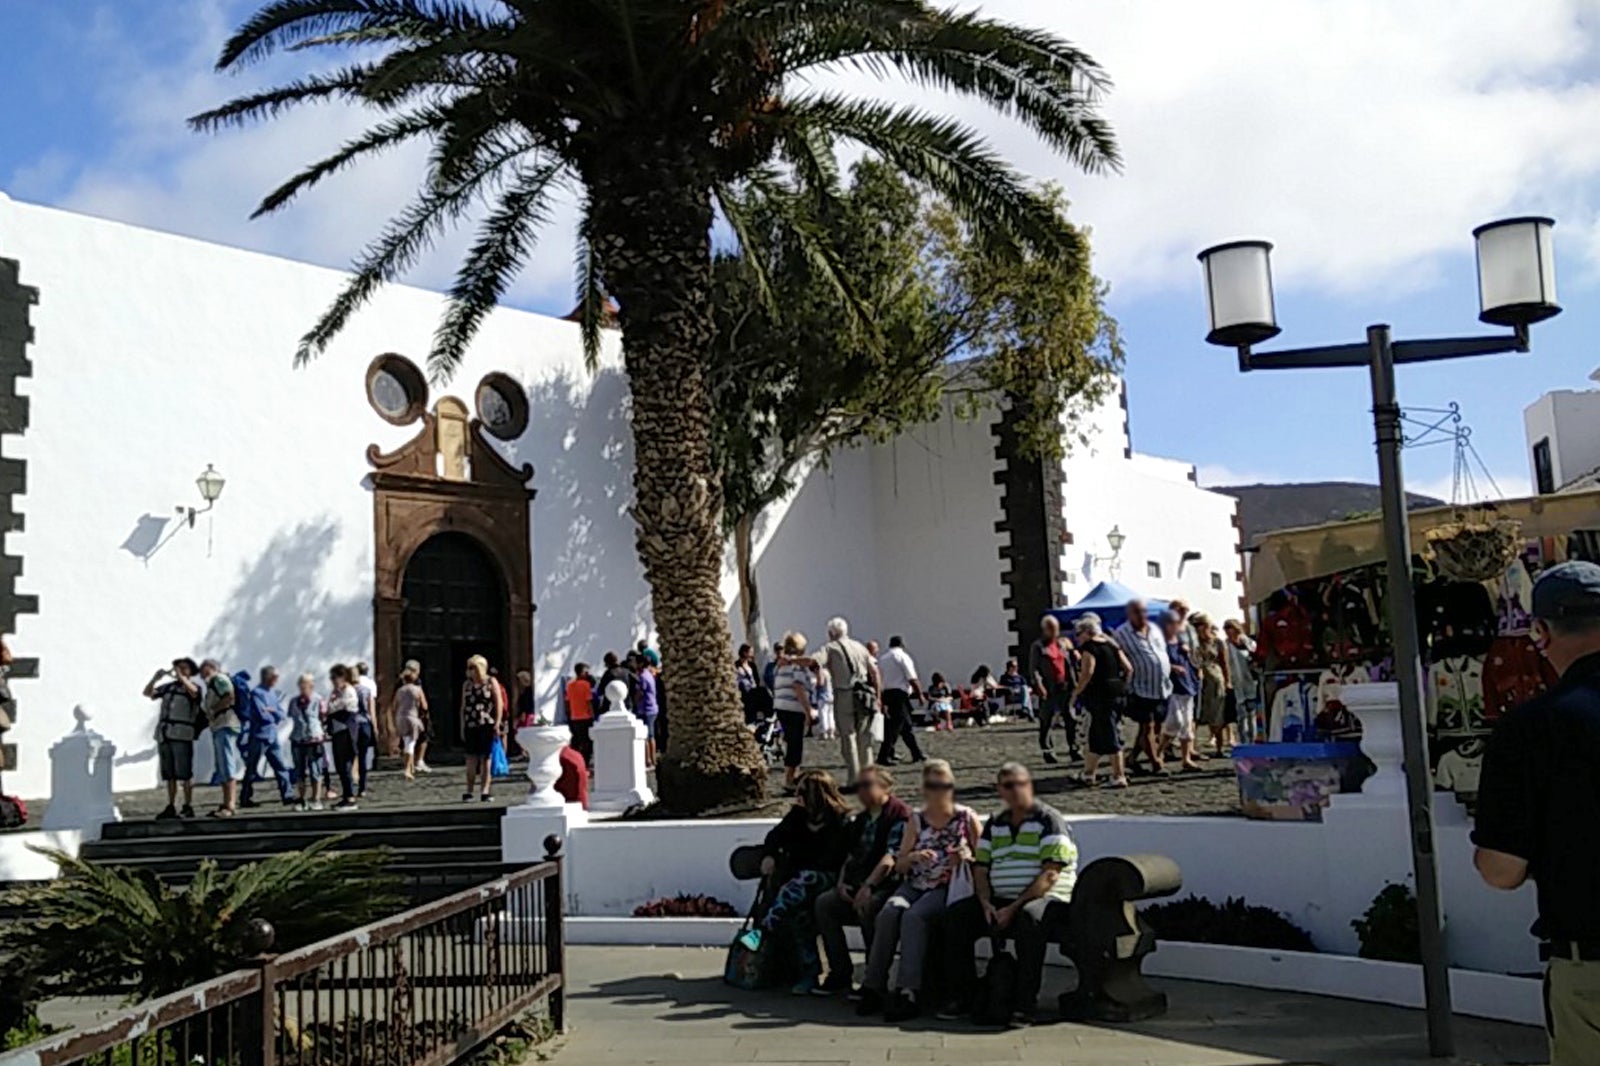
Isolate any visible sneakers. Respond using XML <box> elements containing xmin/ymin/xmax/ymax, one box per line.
<box><xmin>179</xmin><ymin>804</ymin><xmax>195</xmax><ymax>819</ymax></box>
<box><xmin>883</xmin><ymin>991</ymin><xmax>919</xmax><ymax>1023</ymax></box>
<box><xmin>239</xmin><ymin>798</ymin><xmax>261</xmax><ymax>809</ymax></box>
<box><xmin>789</xmin><ymin>976</ymin><xmax>819</xmax><ymax>996</ymax></box>
<box><xmin>334</xmin><ymin>798</ymin><xmax>359</xmax><ymax>810</ymax></box>
<box><xmin>416</xmin><ymin>761</ymin><xmax>434</xmax><ymax>774</ymax></box>
<box><xmin>310</xmin><ymin>800</ymin><xmax>326</xmax><ymax>811</ymax></box>
<box><xmin>1041</xmin><ymin>751</ymin><xmax>1060</xmax><ymax>765</ymax></box>
<box><xmin>1007</xmin><ymin>1009</ymin><xmax>1036</xmax><ymax>1029</ymax></box>
<box><xmin>155</xmin><ymin>805</ymin><xmax>178</xmax><ymax>821</ymax></box>
<box><xmin>737</xmin><ymin>929</ymin><xmax>763</xmax><ymax>952</ymax></box>
<box><xmin>934</xmin><ymin>1000</ymin><xmax>968</xmax><ymax>1021</ymax></box>
<box><xmin>854</xmin><ymin>989</ymin><xmax>885</xmax><ymax>1017</ymax></box>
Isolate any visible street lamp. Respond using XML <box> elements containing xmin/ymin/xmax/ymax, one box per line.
<box><xmin>1093</xmin><ymin>525</ymin><xmax>1126</xmax><ymax>578</ymax></box>
<box><xmin>1198</xmin><ymin>217</ymin><xmax>1561</xmax><ymax>1059</ymax></box>
<box><xmin>183</xmin><ymin>463</ymin><xmax>226</xmax><ymax>527</ymax></box>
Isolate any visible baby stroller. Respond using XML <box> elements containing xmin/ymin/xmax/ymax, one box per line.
<box><xmin>744</xmin><ymin>684</ymin><xmax>785</xmax><ymax>768</ymax></box>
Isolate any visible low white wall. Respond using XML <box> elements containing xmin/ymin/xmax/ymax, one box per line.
<box><xmin>537</xmin><ymin>803</ymin><xmax>1538</xmax><ymax>977</ymax></box>
<box><xmin>0</xmin><ymin>828</ymin><xmax>82</xmax><ymax>881</ymax></box>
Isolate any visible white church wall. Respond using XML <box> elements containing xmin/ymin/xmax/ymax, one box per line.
<box><xmin>723</xmin><ymin>446</ymin><xmax>884</xmax><ymax>654</ymax></box>
<box><xmin>867</xmin><ymin>403</ymin><xmax>1012</xmax><ymax>679</ymax></box>
<box><xmin>0</xmin><ymin>194</ymin><xmax>643</xmax><ymax>797</ymax></box>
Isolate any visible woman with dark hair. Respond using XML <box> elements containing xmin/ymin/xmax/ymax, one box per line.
<box><xmin>737</xmin><ymin>769</ymin><xmax>851</xmax><ymax>995</ymax></box>
<box><xmin>325</xmin><ymin>663</ymin><xmax>362</xmax><ymax>810</ymax></box>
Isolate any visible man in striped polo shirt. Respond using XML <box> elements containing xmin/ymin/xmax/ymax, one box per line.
<box><xmin>937</xmin><ymin>763</ymin><xmax>1078</xmax><ymax>1026</ymax></box>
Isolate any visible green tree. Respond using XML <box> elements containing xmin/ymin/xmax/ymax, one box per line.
<box><xmin>2</xmin><ymin>840</ymin><xmax>399</xmax><ymax>1001</ymax></box>
<box><xmin>195</xmin><ymin>0</ymin><xmax>1118</xmax><ymax>811</ymax></box>
<box><xmin>712</xmin><ymin>163</ymin><xmax>1121</xmax><ymax>653</ymax></box>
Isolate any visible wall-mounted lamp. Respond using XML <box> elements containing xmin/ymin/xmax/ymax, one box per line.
<box><xmin>1091</xmin><ymin>525</ymin><xmax>1125</xmax><ymax>578</ymax></box>
<box><xmin>179</xmin><ymin>464</ymin><xmax>226</xmax><ymax>527</ymax></box>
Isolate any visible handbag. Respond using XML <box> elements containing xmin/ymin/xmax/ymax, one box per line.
<box><xmin>946</xmin><ymin>861</ymin><xmax>975</xmax><ymax>905</ymax></box>
<box><xmin>489</xmin><ymin>735</ymin><xmax>511</xmax><ymax>777</ymax></box>
<box><xmin>724</xmin><ymin>881</ymin><xmax>780</xmax><ymax>990</ymax></box>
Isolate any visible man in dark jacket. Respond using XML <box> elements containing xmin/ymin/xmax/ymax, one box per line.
<box><xmin>1475</xmin><ymin>562</ymin><xmax>1600</xmax><ymax>1066</ymax></box>
<box><xmin>813</xmin><ymin>766</ymin><xmax>911</xmax><ymax>995</ymax></box>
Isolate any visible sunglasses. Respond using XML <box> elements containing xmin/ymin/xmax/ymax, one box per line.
<box><xmin>923</xmin><ymin>781</ymin><xmax>955</xmax><ymax>792</ymax></box>
<box><xmin>999</xmin><ymin>780</ymin><xmax>1029</xmax><ymax>791</ymax></box>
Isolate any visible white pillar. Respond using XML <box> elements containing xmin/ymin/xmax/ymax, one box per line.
<box><xmin>502</xmin><ymin>724</ymin><xmax>587</xmax><ymax>863</ymax></box>
<box><xmin>42</xmin><ymin>705</ymin><xmax>120</xmax><ymax>835</ymax></box>
<box><xmin>590</xmin><ymin>710</ymin><xmax>654</xmax><ymax>812</ymax></box>
<box><xmin>1339</xmin><ymin>682</ymin><xmax>1405</xmax><ymax>806</ymax></box>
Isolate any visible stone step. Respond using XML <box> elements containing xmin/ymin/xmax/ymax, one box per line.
<box><xmin>100</xmin><ymin>803</ymin><xmax>503</xmax><ymax>841</ymax></box>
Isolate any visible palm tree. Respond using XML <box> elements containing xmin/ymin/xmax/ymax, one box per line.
<box><xmin>194</xmin><ymin>0</ymin><xmax>1119</xmax><ymax>812</ymax></box>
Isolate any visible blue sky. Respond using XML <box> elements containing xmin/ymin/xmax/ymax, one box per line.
<box><xmin>5</xmin><ymin>0</ymin><xmax>1600</xmax><ymax>501</ymax></box>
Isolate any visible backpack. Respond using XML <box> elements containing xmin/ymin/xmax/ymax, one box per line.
<box><xmin>230</xmin><ymin>671</ymin><xmax>253</xmax><ymax>725</ymax></box>
<box><xmin>974</xmin><ymin>947</ymin><xmax>1019</xmax><ymax>1027</ymax></box>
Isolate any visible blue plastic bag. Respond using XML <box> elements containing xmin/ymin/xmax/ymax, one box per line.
<box><xmin>489</xmin><ymin>735</ymin><xmax>511</xmax><ymax>777</ymax></box>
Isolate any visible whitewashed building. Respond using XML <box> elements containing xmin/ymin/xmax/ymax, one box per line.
<box><xmin>0</xmin><ymin>192</ymin><xmax>1243</xmax><ymax>799</ymax></box>
<box><xmin>1525</xmin><ymin>367</ymin><xmax>1600</xmax><ymax>494</ymax></box>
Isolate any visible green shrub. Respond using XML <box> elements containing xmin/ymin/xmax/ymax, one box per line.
<box><xmin>1352</xmin><ymin>883</ymin><xmax>1421</xmax><ymax>963</ymax></box>
<box><xmin>2</xmin><ymin>837</ymin><xmax>402</xmax><ymax>1001</ymax></box>
<box><xmin>1141</xmin><ymin>894</ymin><xmax>1317</xmax><ymax>952</ymax></box>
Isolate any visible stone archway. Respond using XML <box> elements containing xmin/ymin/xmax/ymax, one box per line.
<box><xmin>367</xmin><ymin>358</ymin><xmax>535</xmax><ymax>753</ymax></box>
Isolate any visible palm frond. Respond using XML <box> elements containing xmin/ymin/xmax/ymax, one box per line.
<box><xmin>250</xmin><ymin>104</ymin><xmax>454</xmax><ymax>217</ymax></box>
<box><xmin>187</xmin><ymin>65</ymin><xmax>384</xmax><ymax>132</ymax></box>
<box><xmin>770</xmin><ymin>94</ymin><xmax>1085</xmax><ymax>267</ymax></box>
<box><xmin>215</xmin><ymin>0</ymin><xmax>492</xmax><ymax>70</ymax></box>
<box><xmin>573</xmin><ymin>219</ymin><xmax>605</xmax><ymax>372</ymax></box>
<box><xmin>295</xmin><ymin>135</ymin><xmax>534</xmax><ymax>365</ymax></box>
<box><xmin>427</xmin><ymin>160</ymin><xmax>567</xmax><ymax>381</ymax></box>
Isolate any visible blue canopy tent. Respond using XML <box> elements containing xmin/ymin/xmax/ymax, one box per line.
<box><xmin>1048</xmin><ymin>580</ymin><xmax>1169</xmax><ymax>633</ymax></box>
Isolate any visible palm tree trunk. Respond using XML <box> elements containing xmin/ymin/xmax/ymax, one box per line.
<box><xmin>732</xmin><ymin>510</ymin><xmax>771</xmax><ymax>664</ymax></box>
<box><xmin>587</xmin><ymin>162</ymin><xmax>765</xmax><ymax>813</ymax></box>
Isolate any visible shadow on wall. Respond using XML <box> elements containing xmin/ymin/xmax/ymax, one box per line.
<box><xmin>500</xmin><ymin>368</ymin><xmax>651</xmax><ymax>692</ymax></box>
<box><xmin>199</xmin><ymin>517</ymin><xmax>371</xmax><ymax>681</ymax></box>
<box><xmin>119</xmin><ymin>513</ymin><xmax>173</xmax><ymax>564</ymax></box>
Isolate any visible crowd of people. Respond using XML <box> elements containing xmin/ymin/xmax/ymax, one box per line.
<box><xmin>739</xmin><ymin>760</ymin><xmax>1077</xmax><ymax>1027</ymax></box>
<box><xmin>737</xmin><ymin>601</ymin><xmax>1262</xmax><ymax>791</ymax></box>
<box><xmin>143</xmin><ymin>653</ymin><xmax>544</xmax><ymax>818</ymax></box>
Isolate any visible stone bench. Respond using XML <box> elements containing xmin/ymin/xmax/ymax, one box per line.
<box><xmin>728</xmin><ymin>845</ymin><xmax>1182</xmax><ymax>1021</ymax></box>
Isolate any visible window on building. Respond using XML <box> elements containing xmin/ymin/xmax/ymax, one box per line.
<box><xmin>1211</xmin><ymin>572</ymin><xmax>1223</xmax><ymax>590</ymax></box>
<box><xmin>1147</xmin><ymin>561</ymin><xmax>1161</xmax><ymax>578</ymax></box>
<box><xmin>1534</xmin><ymin>437</ymin><xmax>1554</xmax><ymax>495</ymax></box>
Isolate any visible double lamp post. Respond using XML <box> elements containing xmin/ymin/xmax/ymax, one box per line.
<box><xmin>1198</xmin><ymin>217</ymin><xmax>1561</xmax><ymax>1059</ymax></box>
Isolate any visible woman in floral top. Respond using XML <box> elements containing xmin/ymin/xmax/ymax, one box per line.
<box><xmin>459</xmin><ymin>654</ymin><xmax>503</xmax><ymax>803</ymax></box>
<box><xmin>858</xmin><ymin>759</ymin><xmax>981</xmax><ymax>1021</ymax></box>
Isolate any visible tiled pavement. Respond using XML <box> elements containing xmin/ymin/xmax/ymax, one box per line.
<box><xmin>554</xmin><ymin>946</ymin><xmax>1548</xmax><ymax>1066</ymax></box>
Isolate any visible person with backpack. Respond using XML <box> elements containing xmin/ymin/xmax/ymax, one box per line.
<box><xmin>821</xmin><ymin>617</ymin><xmax>877</xmax><ymax>779</ymax></box>
<box><xmin>240</xmin><ymin>666</ymin><xmax>294</xmax><ymax>808</ymax></box>
<box><xmin>197</xmin><ymin>658</ymin><xmax>241</xmax><ymax>816</ymax></box>
<box><xmin>938</xmin><ymin>763</ymin><xmax>1078</xmax><ymax>1028</ymax></box>
<box><xmin>143</xmin><ymin>657</ymin><xmax>202</xmax><ymax>819</ymax></box>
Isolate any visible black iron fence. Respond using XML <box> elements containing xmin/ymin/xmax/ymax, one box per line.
<box><xmin>3</xmin><ymin>838</ymin><xmax>565</xmax><ymax>1066</ymax></box>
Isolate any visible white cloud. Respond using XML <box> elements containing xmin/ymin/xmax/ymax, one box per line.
<box><xmin>15</xmin><ymin>0</ymin><xmax>1600</xmax><ymax>318</ymax></box>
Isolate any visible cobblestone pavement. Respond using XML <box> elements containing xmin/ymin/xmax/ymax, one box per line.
<box><xmin>20</xmin><ymin>719</ymin><xmax>1242</xmax><ymax>824</ymax></box>
<box><xmin>556</xmin><ymin>946</ymin><xmax>1548</xmax><ymax>1066</ymax></box>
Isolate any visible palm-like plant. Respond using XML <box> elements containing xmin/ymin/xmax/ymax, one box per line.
<box><xmin>194</xmin><ymin>0</ymin><xmax>1119</xmax><ymax>811</ymax></box>
<box><xmin>3</xmin><ymin>840</ymin><xmax>400</xmax><ymax>1001</ymax></box>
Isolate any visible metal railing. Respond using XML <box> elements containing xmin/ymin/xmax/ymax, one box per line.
<box><xmin>4</xmin><ymin>837</ymin><xmax>565</xmax><ymax>1066</ymax></box>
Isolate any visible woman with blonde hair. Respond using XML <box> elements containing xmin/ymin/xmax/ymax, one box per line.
<box><xmin>459</xmin><ymin>654</ymin><xmax>503</xmax><ymax>802</ymax></box>
<box><xmin>1192</xmin><ymin>614</ymin><xmax>1232</xmax><ymax>757</ymax></box>
<box><xmin>772</xmin><ymin>631</ymin><xmax>817</xmax><ymax>792</ymax></box>
<box><xmin>858</xmin><ymin>758</ymin><xmax>981</xmax><ymax>1021</ymax></box>
<box><xmin>392</xmin><ymin>663</ymin><xmax>429</xmax><ymax>781</ymax></box>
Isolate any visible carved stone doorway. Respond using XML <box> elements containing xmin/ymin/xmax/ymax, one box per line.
<box><xmin>366</xmin><ymin>355</ymin><xmax>535</xmax><ymax>753</ymax></box>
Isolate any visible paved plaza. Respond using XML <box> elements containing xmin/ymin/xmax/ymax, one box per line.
<box><xmin>557</xmin><ymin>947</ymin><xmax>1547</xmax><ymax>1066</ymax></box>
<box><xmin>23</xmin><ymin>720</ymin><xmax>1241</xmax><ymax>824</ymax></box>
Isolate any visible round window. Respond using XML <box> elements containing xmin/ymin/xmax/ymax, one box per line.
<box><xmin>365</xmin><ymin>354</ymin><xmax>427</xmax><ymax>426</ymax></box>
<box><xmin>474</xmin><ymin>373</ymin><xmax>529</xmax><ymax>440</ymax></box>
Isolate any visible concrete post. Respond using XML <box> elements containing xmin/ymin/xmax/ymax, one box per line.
<box><xmin>42</xmin><ymin>705</ymin><xmax>120</xmax><ymax>834</ymax></box>
<box><xmin>590</xmin><ymin>710</ymin><xmax>654</xmax><ymax>813</ymax></box>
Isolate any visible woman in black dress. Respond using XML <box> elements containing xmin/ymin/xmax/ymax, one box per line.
<box><xmin>1072</xmin><ymin>613</ymin><xmax>1134</xmax><ymax>788</ymax></box>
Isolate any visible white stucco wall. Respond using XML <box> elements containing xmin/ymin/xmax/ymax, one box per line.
<box><xmin>0</xmin><ymin>193</ymin><xmax>646</xmax><ymax>799</ymax></box>
<box><xmin>1058</xmin><ymin>386</ymin><xmax>1244</xmax><ymax>622</ymax></box>
<box><xmin>1524</xmin><ymin>387</ymin><xmax>1600</xmax><ymax>489</ymax></box>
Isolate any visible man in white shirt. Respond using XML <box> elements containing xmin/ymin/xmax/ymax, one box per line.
<box><xmin>875</xmin><ymin>636</ymin><xmax>925</xmax><ymax>766</ymax></box>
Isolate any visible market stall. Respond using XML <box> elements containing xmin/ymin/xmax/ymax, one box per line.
<box><xmin>1242</xmin><ymin>487</ymin><xmax>1600</xmax><ymax>819</ymax></box>
<box><xmin>1050</xmin><ymin>579</ymin><xmax>1169</xmax><ymax>632</ymax></box>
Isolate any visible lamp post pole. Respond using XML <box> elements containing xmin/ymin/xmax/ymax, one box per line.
<box><xmin>1367</xmin><ymin>323</ymin><xmax>1453</xmax><ymax>1056</ymax></box>
<box><xmin>1197</xmin><ymin>218</ymin><xmax>1561</xmax><ymax>1060</ymax></box>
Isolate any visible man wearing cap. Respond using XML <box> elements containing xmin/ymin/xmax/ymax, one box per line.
<box><xmin>143</xmin><ymin>657</ymin><xmax>202</xmax><ymax>819</ymax></box>
<box><xmin>1474</xmin><ymin>560</ymin><xmax>1600</xmax><ymax>1065</ymax></box>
